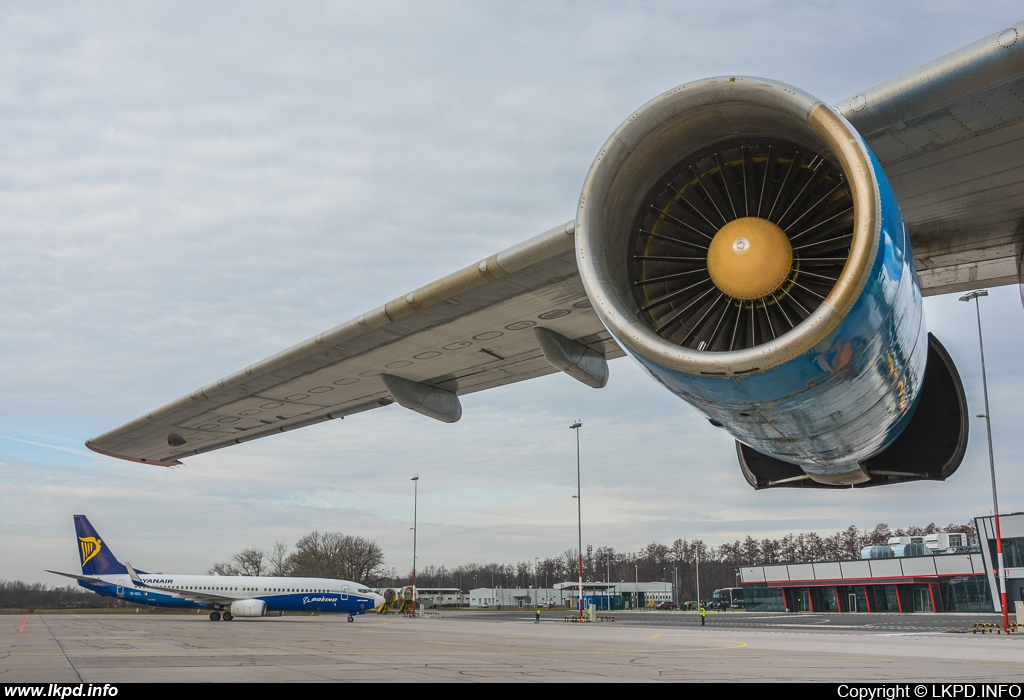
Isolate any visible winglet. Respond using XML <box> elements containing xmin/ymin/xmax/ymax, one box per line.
<box><xmin>124</xmin><ymin>561</ymin><xmax>145</xmax><ymax>587</ymax></box>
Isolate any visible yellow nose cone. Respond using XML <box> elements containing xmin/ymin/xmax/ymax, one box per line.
<box><xmin>707</xmin><ymin>217</ymin><xmax>793</xmax><ymax>300</ymax></box>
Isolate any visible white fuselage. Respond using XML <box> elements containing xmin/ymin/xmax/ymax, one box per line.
<box><xmin>82</xmin><ymin>572</ymin><xmax>385</xmax><ymax>615</ymax></box>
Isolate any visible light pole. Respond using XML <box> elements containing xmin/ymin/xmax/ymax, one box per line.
<box><xmin>959</xmin><ymin>289</ymin><xmax>1009</xmax><ymax>633</ymax></box>
<box><xmin>570</xmin><ymin>420</ymin><xmax>584</xmax><ymax>621</ymax></box>
<box><xmin>694</xmin><ymin>542</ymin><xmax>702</xmax><ymax>610</ymax></box>
<box><xmin>411</xmin><ymin>475</ymin><xmax>419</xmax><ymax>618</ymax></box>
<box><xmin>606</xmin><ymin>552</ymin><xmax>611</xmax><ymax>611</ymax></box>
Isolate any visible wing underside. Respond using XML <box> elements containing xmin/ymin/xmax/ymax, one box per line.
<box><xmin>87</xmin><ymin>221</ymin><xmax>623</xmax><ymax>465</ymax></box>
<box><xmin>840</xmin><ymin>20</ymin><xmax>1024</xmax><ymax>297</ymax></box>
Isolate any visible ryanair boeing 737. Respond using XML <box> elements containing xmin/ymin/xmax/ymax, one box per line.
<box><xmin>47</xmin><ymin>515</ymin><xmax>385</xmax><ymax>622</ymax></box>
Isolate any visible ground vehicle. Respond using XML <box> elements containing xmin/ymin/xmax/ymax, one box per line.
<box><xmin>655</xmin><ymin>602</ymin><xmax>677</xmax><ymax>610</ymax></box>
<box><xmin>709</xmin><ymin>588</ymin><xmax>745</xmax><ymax>610</ymax></box>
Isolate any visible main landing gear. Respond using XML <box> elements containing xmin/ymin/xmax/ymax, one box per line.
<box><xmin>209</xmin><ymin>611</ymin><xmax>234</xmax><ymax>621</ymax></box>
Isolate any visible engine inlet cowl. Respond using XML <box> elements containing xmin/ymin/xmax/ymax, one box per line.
<box><xmin>577</xmin><ymin>77</ymin><xmax>879</xmax><ymax>378</ymax></box>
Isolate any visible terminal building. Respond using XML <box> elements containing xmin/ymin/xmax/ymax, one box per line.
<box><xmin>739</xmin><ymin>513</ymin><xmax>1023</xmax><ymax>614</ymax></box>
<box><xmin>469</xmin><ymin>581</ymin><xmax>673</xmax><ymax>610</ymax></box>
<box><xmin>413</xmin><ymin>588</ymin><xmax>464</xmax><ymax>608</ymax></box>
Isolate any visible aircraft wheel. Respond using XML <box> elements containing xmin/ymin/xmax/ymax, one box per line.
<box><xmin>223</xmin><ymin>613</ymin><xmax>233</xmax><ymax>621</ymax></box>
<box><xmin>347</xmin><ymin>615</ymin><xmax>354</xmax><ymax>623</ymax></box>
<box><xmin>210</xmin><ymin>611</ymin><xmax>221</xmax><ymax>622</ymax></box>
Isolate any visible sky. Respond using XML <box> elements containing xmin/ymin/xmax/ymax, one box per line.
<box><xmin>2</xmin><ymin>1</ymin><xmax>1024</xmax><ymax>586</ymax></box>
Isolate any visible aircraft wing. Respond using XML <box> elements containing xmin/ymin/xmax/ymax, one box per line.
<box><xmin>838</xmin><ymin>21</ymin><xmax>1024</xmax><ymax>297</ymax></box>
<box><xmin>89</xmin><ymin>22</ymin><xmax>1024</xmax><ymax>466</ymax></box>
<box><xmin>123</xmin><ymin>562</ymin><xmax>232</xmax><ymax>606</ymax></box>
<box><xmin>87</xmin><ymin>221</ymin><xmax>624</xmax><ymax>465</ymax></box>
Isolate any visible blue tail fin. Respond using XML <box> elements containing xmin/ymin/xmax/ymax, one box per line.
<box><xmin>74</xmin><ymin>515</ymin><xmax>127</xmax><ymax>576</ymax></box>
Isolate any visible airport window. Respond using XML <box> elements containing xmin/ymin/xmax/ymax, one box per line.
<box><xmin>740</xmin><ymin>584</ymin><xmax>785</xmax><ymax>612</ymax></box>
<box><xmin>988</xmin><ymin>536</ymin><xmax>1024</xmax><ymax>569</ymax></box>
<box><xmin>940</xmin><ymin>576</ymin><xmax>993</xmax><ymax>612</ymax></box>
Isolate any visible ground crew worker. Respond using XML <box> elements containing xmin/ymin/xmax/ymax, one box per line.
<box><xmin>536</xmin><ymin>608</ymin><xmax>541</xmax><ymax>624</ymax></box>
<box><xmin>700</xmin><ymin>604</ymin><xmax>706</xmax><ymax>626</ymax></box>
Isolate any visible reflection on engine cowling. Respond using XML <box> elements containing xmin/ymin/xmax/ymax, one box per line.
<box><xmin>576</xmin><ymin>77</ymin><xmax>966</xmax><ymax>488</ymax></box>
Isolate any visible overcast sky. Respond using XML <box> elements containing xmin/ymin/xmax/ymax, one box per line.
<box><xmin>3</xmin><ymin>2</ymin><xmax>1024</xmax><ymax>586</ymax></box>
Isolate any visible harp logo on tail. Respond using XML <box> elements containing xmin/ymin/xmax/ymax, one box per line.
<box><xmin>79</xmin><ymin>536</ymin><xmax>102</xmax><ymax>567</ymax></box>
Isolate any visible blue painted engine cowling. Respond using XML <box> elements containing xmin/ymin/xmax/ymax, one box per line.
<box><xmin>576</xmin><ymin>77</ymin><xmax>967</xmax><ymax>487</ymax></box>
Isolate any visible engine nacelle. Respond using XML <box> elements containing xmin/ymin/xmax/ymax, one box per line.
<box><xmin>230</xmin><ymin>598</ymin><xmax>267</xmax><ymax>617</ymax></box>
<box><xmin>576</xmin><ymin>77</ymin><xmax>968</xmax><ymax>487</ymax></box>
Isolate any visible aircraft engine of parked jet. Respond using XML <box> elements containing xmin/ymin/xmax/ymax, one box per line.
<box><xmin>230</xmin><ymin>599</ymin><xmax>268</xmax><ymax>617</ymax></box>
<box><xmin>575</xmin><ymin>77</ymin><xmax>969</xmax><ymax>489</ymax></box>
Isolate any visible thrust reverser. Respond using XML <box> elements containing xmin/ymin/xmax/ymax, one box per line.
<box><xmin>576</xmin><ymin>77</ymin><xmax>968</xmax><ymax>488</ymax></box>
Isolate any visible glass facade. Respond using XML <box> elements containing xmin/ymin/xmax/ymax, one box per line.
<box><xmin>987</xmin><ymin>536</ymin><xmax>1024</xmax><ymax>570</ymax></box>
<box><xmin>870</xmin><ymin>585</ymin><xmax>900</xmax><ymax>612</ymax></box>
<box><xmin>741</xmin><ymin>577</ymin><xmax>992</xmax><ymax>613</ymax></box>
<box><xmin>940</xmin><ymin>576</ymin><xmax>993</xmax><ymax>612</ymax></box>
<box><xmin>741</xmin><ymin>584</ymin><xmax>786</xmax><ymax>612</ymax></box>
<box><xmin>816</xmin><ymin>587</ymin><xmax>839</xmax><ymax>612</ymax></box>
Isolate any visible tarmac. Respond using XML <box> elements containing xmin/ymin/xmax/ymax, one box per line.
<box><xmin>2</xmin><ymin>611</ymin><xmax>1022</xmax><ymax>683</ymax></box>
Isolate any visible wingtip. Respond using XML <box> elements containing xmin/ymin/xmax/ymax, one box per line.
<box><xmin>85</xmin><ymin>441</ymin><xmax>182</xmax><ymax>467</ymax></box>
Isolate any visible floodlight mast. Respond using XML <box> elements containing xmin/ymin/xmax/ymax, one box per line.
<box><xmin>570</xmin><ymin>420</ymin><xmax>583</xmax><ymax>622</ymax></box>
<box><xmin>958</xmin><ymin>289</ymin><xmax>1008</xmax><ymax>634</ymax></box>
<box><xmin>411</xmin><ymin>474</ymin><xmax>419</xmax><ymax>618</ymax></box>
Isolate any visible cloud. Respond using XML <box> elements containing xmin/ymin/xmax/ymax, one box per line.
<box><xmin>1</xmin><ymin>2</ymin><xmax>1022</xmax><ymax>585</ymax></box>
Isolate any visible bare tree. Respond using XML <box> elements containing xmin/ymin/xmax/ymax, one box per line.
<box><xmin>232</xmin><ymin>547</ymin><xmax>266</xmax><ymax>576</ymax></box>
<box><xmin>266</xmin><ymin>541</ymin><xmax>291</xmax><ymax>576</ymax></box>
<box><xmin>207</xmin><ymin>561</ymin><xmax>240</xmax><ymax>576</ymax></box>
<box><xmin>288</xmin><ymin>531</ymin><xmax>385</xmax><ymax>584</ymax></box>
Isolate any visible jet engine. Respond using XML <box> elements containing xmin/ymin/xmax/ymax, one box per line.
<box><xmin>230</xmin><ymin>599</ymin><xmax>268</xmax><ymax>617</ymax></box>
<box><xmin>576</xmin><ymin>77</ymin><xmax>968</xmax><ymax>488</ymax></box>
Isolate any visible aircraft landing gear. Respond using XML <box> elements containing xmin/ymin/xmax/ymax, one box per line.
<box><xmin>210</xmin><ymin>611</ymin><xmax>221</xmax><ymax>622</ymax></box>
<box><xmin>347</xmin><ymin>615</ymin><xmax>354</xmax><ymax>623</ymax></box>
<box><xmin>222</xmin><ymin>613</ymin><xmax>234</xmax><ymax>621</ymax></box>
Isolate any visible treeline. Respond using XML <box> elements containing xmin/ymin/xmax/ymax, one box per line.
<box><xmin>14</xmin><ymin>521</ymin><xmax>977</xmax><ymax>609</ymax></box>
<box><xmin>0</xmin><ymin>580</ymin><xmax>129</xmax><ymax>611</ymax></box>
<box><xmin>209</xmin><ymin>531</ymin><xmax>386</xmax><ymax>584</ymax></box>
<box><xmin>401</xmin><ymin>521</ymin><xmax>977</xmax><ymax>600</ymax></box>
